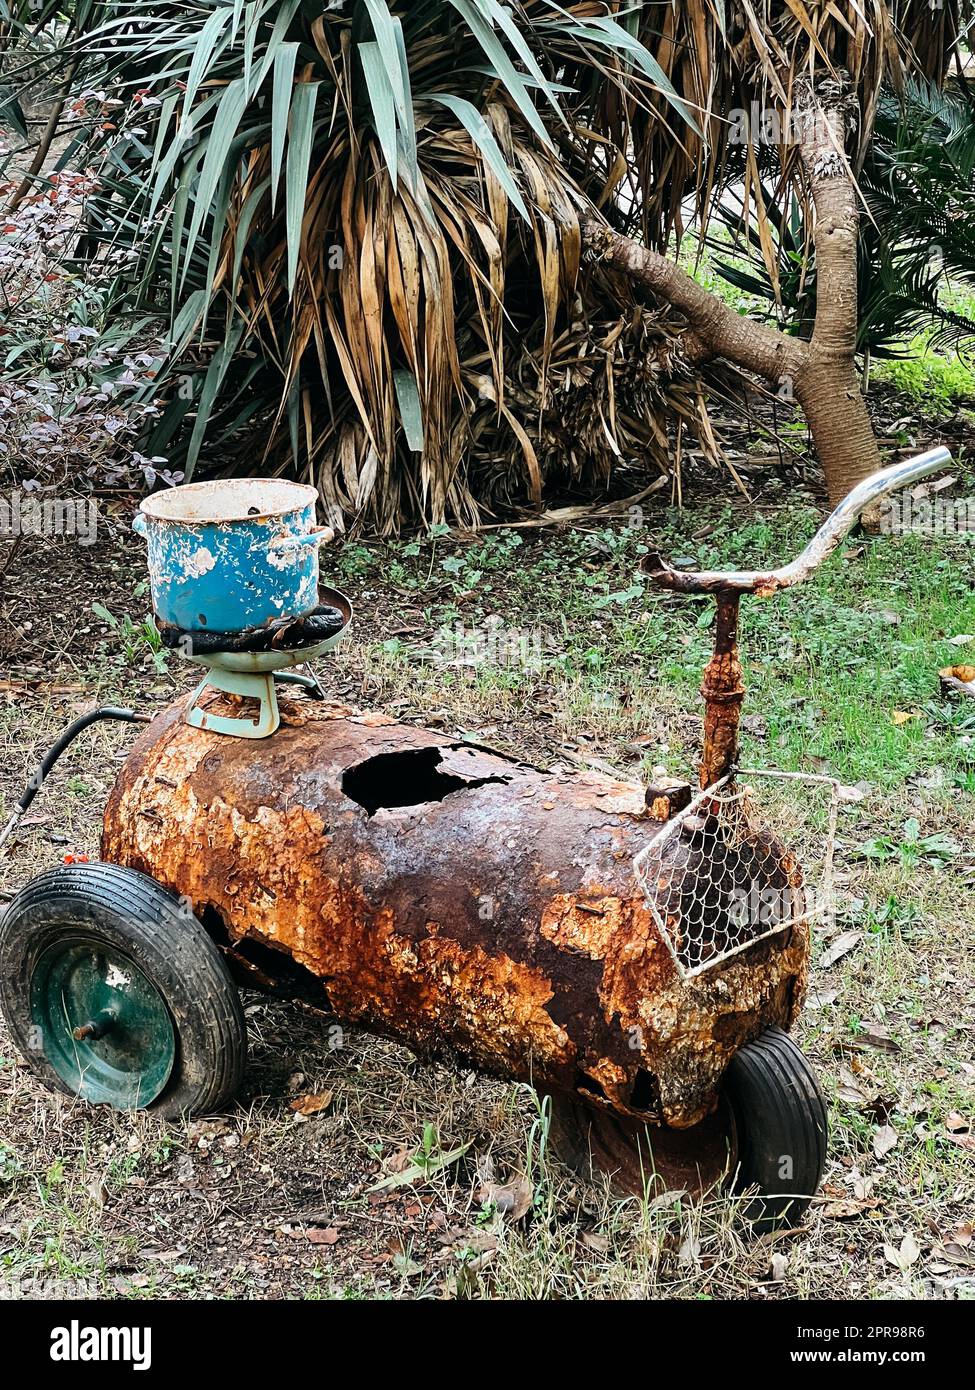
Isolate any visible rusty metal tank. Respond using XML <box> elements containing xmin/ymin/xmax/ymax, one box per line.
<box><xmin>101</xmin><ymin>693</ymin><xmax>807</xmax><ymax>1132</ymax></box>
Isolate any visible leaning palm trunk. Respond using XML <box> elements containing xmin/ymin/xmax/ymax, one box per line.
<box><xmin>588</xmin><ymin>80</ymin><xmax>887</xmax><ymax>503</ymax></box>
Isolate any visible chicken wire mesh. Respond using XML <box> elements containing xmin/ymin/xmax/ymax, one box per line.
<box><xmin>634</xmin><ymin>771</ymin><xmax>839</xmax><ymax>980</ymax></box>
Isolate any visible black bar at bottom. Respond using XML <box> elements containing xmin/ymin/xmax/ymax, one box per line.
<box><xmin>0</xmin><ymin>1297</ymin><xmax>961</xmax><ymax>1375</ymax></box>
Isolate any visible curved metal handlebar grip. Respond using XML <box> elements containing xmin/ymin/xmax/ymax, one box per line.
<box><xmin>644</xmin><ymin>446</ymin><xmax>953</xmax><ymax>596</ymax></box>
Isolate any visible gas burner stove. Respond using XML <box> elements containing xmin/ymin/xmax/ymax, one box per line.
<box><xmin>176</xmin><ymin>585</ymin><xmax>353</xmax><ymax>738</ymax></box>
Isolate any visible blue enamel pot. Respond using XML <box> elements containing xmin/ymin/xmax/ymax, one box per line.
<box><xmin>133</xmin><ymin>480</ymin><xmax>333</xmax><ymax>632</ymax></box>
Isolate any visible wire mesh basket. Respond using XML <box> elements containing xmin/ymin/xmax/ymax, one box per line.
<box><xmin>633</xmin><ymin>770</ymin><xmax>839</xmax><ymax>981</ymax></box>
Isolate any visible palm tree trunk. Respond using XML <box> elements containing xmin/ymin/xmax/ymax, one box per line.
<box><xmin>584</xmin><ymin>86</ymin><xmax>880</xmax><ymax>507</ymax></box>
<box><xmin>792</xmin><ymin>94</ymin><xmax>882</xmax><ymax>499</ymax></box>
<box><xmin>793</xmin><ymin>356</ymin><xmax>882</xmax><ymax>501</ymax></box>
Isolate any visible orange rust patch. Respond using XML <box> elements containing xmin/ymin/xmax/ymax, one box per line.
<box><xmin>540</xmin><ymin>894</ymin><xmax>627</xmax><ymax>959</ymax></box>
<box><xmin>106</xmin><ymin>744</ymin><xmax>574</xmax><ymax>1078</ymax></box>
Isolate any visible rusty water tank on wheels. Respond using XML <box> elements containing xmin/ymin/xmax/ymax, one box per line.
<box><xmin>0</xmin><ymin>451</ymin><xmax>952</xmax><ymax>1230</ymax></box>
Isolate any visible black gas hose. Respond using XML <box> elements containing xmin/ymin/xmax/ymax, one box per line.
<box><xmin>0</xmin><ymin>706</ymin><xmax>151</xmax><ymax>855</ymax></box>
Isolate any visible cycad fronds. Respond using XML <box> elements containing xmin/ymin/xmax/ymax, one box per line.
<box><xmin>708</xmin><ymin>78</ymin><xmax>975</xmax><ymax>357</ymax></box>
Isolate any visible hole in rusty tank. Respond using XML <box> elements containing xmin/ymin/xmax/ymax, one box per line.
<box><xmin>198</xmin><ymin>905</ymin><xmax>330</xmax><ymax>1007</ymax></box>
<box><xmin>574</xmin><ymin>1072</ymin><xmax>606</xmax><ymax>1101</ymax></box>
<box><xmin>342</xmin><ymin>746</ymin><xmax>506</xmax><ymax>816</ymax></box>
<box><xmin>629</xmin><ymin>1069</ymin><xmax>658</xmax><ymax>1113</ymax></box>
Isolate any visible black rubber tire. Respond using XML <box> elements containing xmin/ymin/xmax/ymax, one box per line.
<box><xmin>724</xmin><ymin>1026</ymin><xmax>827</xmax><ymax>1233</ymax></box>
<box><xmin>0</xmin><ymin>862</ymin><xmax>246</xmax><ymax>1118</ymax></box>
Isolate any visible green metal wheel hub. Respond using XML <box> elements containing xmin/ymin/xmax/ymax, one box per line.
<box><xmin>29</xmin><ymin>936</ymin><xmax>175</xmax><ymax>1108</ymax></box>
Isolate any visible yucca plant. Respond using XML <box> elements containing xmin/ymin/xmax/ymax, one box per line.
<box><xmin>24</xmin><ymin>0</ymin><xmax>710</xmax><ymax>530</ymax></box>
<box><xmin>1</xmin><ymin>2</ymin><xmax>968</xmax><ymax>523</ymax></box>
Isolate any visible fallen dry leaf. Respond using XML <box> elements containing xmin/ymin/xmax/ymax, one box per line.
<box><xmin>304</xmin><ymin>1226</ymin><xmax>341</xmax><ymax>1246</ymax></box>
<box><xmin>580</xmin><ymin>1230</ymin><xmax>611</xmax><ymax>1255</ymax></box>
<box><xmin>87</xmin><ymin>1175</ymin><xmax>109</xmax><ymax>1210</ymax></box>
<box><xmin>824</xmin><ymin>1198</ymin><xmax>879</xmax><ymax>1219</ymax></box>
<box><xmin>187</xmin><ymin>1118</ymin><xmax>230</xmax><ymax>1147</ymax></box>
<box><xmin>911</xmin><ymin>473</ymin><xmax>956</xmax><ymax>500</ymax></box>
<box><xmin>678</xmin><ymin>1231</ymin><xmax>701</xmax><ymax>1264</ymax></box>
<box><xmin>819</xmin><ymin>931</ymin><xmax>862</xmax><ymax>970</ymax></box>
<box><xmin>862</xmin><ymin>1098</ymin><xmax>897</xmax><ymax>1129</ymax></box>
<box><xmin>289</xmin><ymin>1090</ymin><xmax>334</xmax><ymax>1117</ymax></box>
<box><xmin>891</xmin><ymin>709</ymin><xmax>920</xmax><ymax>726</ymax></box>
<box><xmin>837</xmin><ymin>783</ymin><xmax>868</xmax><ymax>804</ymax></box>
<box><xmin>853</xmin><ymin>1172</ymin><xmax>875</xmax><ymax>1200</ymax></box>
<box><xmin>859</xmin><ymin>1023</ymin><xmax>900</xmax><ymax>1053</ymax></box>
<box><xmin>873</xmin><ymin>1124</ymin><xmax>899</xmax><ymax>1159</ymax></box>
<box><xmin>473</xmin><ymin>1153</ymin><xmax>496</xmax><ymax>1185</ymax></box>
<box><xmin>940</xmin><ymin>1242</ymin><xmax>975</xmax><ymax>1268</ymax></box>
<box><xmin>836</xmin><ymin>1064</ymin><xmax>869</xmax><ymax>1105</ymax></box>
<box><xmin>883</xmin><ymin>1232</ymin><xmax>921</xmax><ymax>1271</ymax></box>
<box><xmin>477</xmin><ymin>1173</ymin><xmax>533</xmax><ymax>1221</ymax></box>
<box><xmin>451</xmin><ymin>1229</ymin><xmax>497</xmax><ymax>1257</ymax></box>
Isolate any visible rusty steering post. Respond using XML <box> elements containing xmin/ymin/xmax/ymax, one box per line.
<box><xmin>698</xmin><ymin>590</ymin><xmax>744</xmax><ymax>789</ymax></box>
<box><xmin>643</xmin><ymin>448</ymin><xmax>952</xmax><ymax>790</ymax></box>
<box><xmin>642</xmin><ymin>576</ymin><xmax>745</xmax><ymax>791</ymax></box>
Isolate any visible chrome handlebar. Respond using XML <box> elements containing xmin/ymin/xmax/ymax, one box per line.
<box><xmin>645</xmin><ymin>447</ymin><xmax>953</xmax><ymax>596</ymax></box>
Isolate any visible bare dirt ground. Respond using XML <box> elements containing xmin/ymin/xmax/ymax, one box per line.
<box><xmin>1</xmin><ymin>473</ymin><xmax>973</xmax><ymax>1301</ymax></box>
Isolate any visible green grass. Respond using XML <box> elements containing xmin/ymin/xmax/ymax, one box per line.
<box><xmin>872</xmin><ymin>333</ymin><xmax>975</xmax><ymax>411</ymax></box>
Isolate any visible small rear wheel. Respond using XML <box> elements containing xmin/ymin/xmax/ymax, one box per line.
<box><xmin>724</xmin><ymin>1026</ymin><xmax>827</xmax><ymax>1233</ymax></box>
<box><xmin>547</xmin><ymin>1028</ymin><xmax>827</xmax><ymax>1236</ymax></box>
<box><xmin>0</xmin><ymin>862</ymin><xmax>245</xmax><ymax>1118</ymax></box>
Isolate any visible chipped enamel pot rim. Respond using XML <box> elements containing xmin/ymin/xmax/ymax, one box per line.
<box><xmin>140</xmin><ymin>478</ymin><xmax>319</xmax><ymax>525</ymax></box>
<box><xmin>135</xmin><ymin>480</ymin><xmax>323</xmax><ymax>633</ymax></box>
